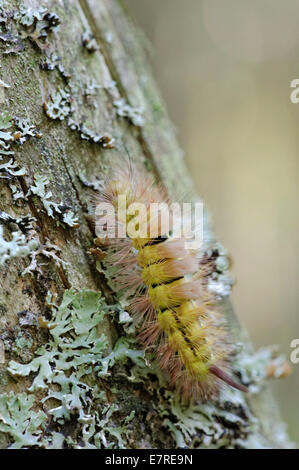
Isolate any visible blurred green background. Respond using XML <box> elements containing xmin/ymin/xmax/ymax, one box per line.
<box><xmin>124</xmin><ymin>0</ymin><xmax>299</xmax><ymax>444</ymax></box>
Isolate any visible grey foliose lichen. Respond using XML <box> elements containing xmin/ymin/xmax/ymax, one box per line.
<box><xmin>0</xmin><ymin>224</ymin><xmax>38</xmax><ymax>265</ymax></box>
<box><xmin>0</xmin><ymin>112</ymin><xmax>19</xmax><ymax>158</ymax></box>
<box><xmin>201</xmin><ymin>212</ymin><xmax>234</xmax><ymax>299</ymax></box>
<box><xmin>22</xmin><ymin>237</ymin><xmax>67</xmax><ymax>276</ymax></box>
<box><xmin>113</xmin><ymin>98</ymin><xmax>145</xmax><ymax>127</ymax></box>
<box><xmin>81</xmin><ymin>30</ymin><xmax>99</xmax><ymax>53</ymax></box>
<box><xmin>43</xmin><ymin>88</ymin><xmax>73</xmax><ymax>121</ymax></box>
<box><xmin>29</xmin><ymin>174</ymin><xmax>79</xmax><ymax>228</ymax></box>
<box><xmin>0</xmin><ymin>158</ymin><xmax>26</xmax><ymax>179</ymax></box>
<box><xmin>206</xmin><ymin>242</ymin><xmax>234</xmax><ymax>298</ymax></box>
<box><xmin>14</xmin><ymin>5</ymin><xmax>60</xmax><ymax>49</ymax></box>
<box><xmin>8</xmin><ymin>183</ymin><xmax>26</xmax><ymax>203</ymax></box>
<box><xmin>14</xmin><ymin>116</ymin><xmax>42</xmax><ymax>143</ymax></box>
<box><xmin>0</xmin><ymin>112</ymin><xmax>40</xmax><ymax>177</ymax></box>
<box><xmin>43</xmin><ymin>88</ymin><xmax>115</xmax><ymax>148</ymax></box>
<box><xmin>0</xmin><ymin>210</ymin><xmax>67</xmax><ymax>275</ymax></box>
<box><xmin>40</xmin><ymin>53</ymin><xmax>71</xmax><ymax>82</ymax></box>
<box><xmin>0</xmin><ymin>210</ymin><xmax>35</xmax><ymax>232</ymax></box>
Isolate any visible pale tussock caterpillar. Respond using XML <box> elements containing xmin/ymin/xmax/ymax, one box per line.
<box><xmin>94</xmin><ymin>162</ymin><xmax>247</xmax><ymax>400</ymax></box>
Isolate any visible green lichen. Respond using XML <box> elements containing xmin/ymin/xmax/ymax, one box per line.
<box><xmin>5</xmin><ymin>289</ymin><xmax>139</xmax><ymax>448</ymax></box>
<box><xmin>8</xmin><ymin>290</ymin><xmax>108</xmax><ymax>390</ymax></box>
<box><xmin>0</xmin><ymin>392</ymin><xmax>46</xmax><ymax>449</ymax></box>
<box><xmin>1</xmin><ymin>285</ymin><xmax>294</xmax><ymax>448</ymax></box>
<box><xmin>12</xmin><ymin>331</ymin><xmax>34</xmax><ymax>362</ymax></box>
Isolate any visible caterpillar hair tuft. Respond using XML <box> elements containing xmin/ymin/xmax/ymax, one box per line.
<box><xmin>94</xmin><ymin>163</ymin><xmax>247</xmax><ymax>400</ymax></box>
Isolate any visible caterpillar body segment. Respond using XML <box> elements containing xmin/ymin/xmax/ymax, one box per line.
<box><xmin>95</xmin><ymin>165</ymin><xmax>246</xmax><ymax>399</ymax></box>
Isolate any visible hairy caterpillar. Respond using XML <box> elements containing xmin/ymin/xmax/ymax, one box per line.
<box><xmin>94</xmin><ymin>163</ymin><xmax>247</xmax><ymax>400</ymax></box>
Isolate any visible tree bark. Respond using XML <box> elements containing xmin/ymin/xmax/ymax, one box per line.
<box><xmin>0</xmin><ymin>0</ymin><xmax>293</xmax><ymax>449</ymax></box>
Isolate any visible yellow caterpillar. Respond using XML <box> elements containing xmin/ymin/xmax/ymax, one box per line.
<box><xmin>95</xmin><ymin>164</ymin><xmax>246</xmax><ymax>399</ymax></box>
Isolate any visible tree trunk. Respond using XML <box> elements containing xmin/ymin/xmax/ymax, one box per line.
<box><xmin>0</xmin><ymin>0</ymin><xmax>293</xmax><ymax>449</ymax></box>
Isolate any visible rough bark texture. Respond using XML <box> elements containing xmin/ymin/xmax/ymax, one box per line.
<box><xmin>0</xmin><ymin>0</ymin><xmax>294</xmax><ymax>449</ymax></box>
